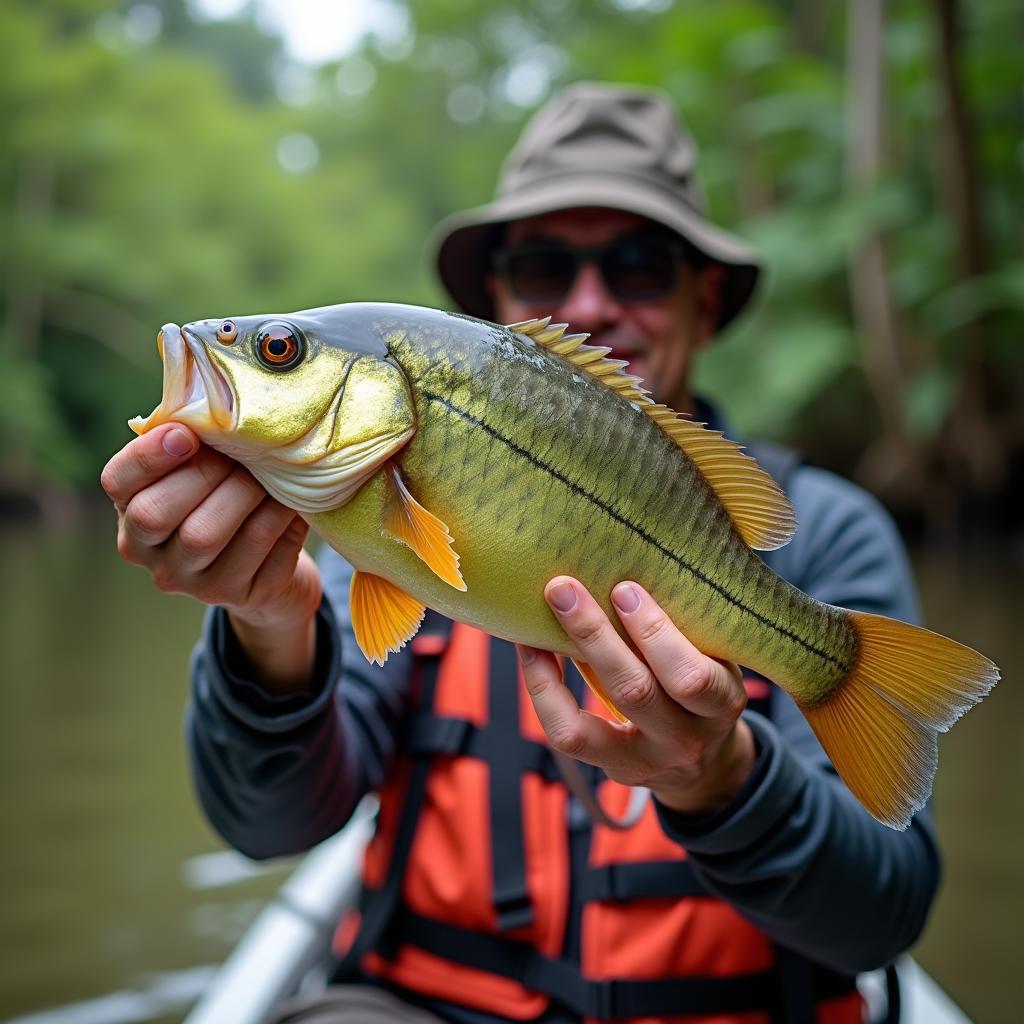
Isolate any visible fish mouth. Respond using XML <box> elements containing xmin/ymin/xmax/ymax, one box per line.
<box><xmin>129</xmin><ymin>323</ymin><xmax>235</xmax><ymax>436</ymax></box>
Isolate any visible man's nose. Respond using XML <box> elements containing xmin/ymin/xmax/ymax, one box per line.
<box><xmin>556</xmin><ymin>260</ymin><xmax>622</xmax><ymax>333</ymax></box>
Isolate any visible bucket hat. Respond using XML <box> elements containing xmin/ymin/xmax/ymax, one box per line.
<box><xmin>433</xmin><ymin>81</ymin><xmax>760</xmax><ymax>331</ymax></box>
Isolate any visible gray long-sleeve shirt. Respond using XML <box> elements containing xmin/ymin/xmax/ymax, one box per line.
<box><xmin>187</xmin><ymin>460</ymin><xmax>940</xmax><ymax>1020</ymax></box>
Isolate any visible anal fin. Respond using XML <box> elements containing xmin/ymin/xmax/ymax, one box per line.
<box><xmin>572</xmin><ymin>659</ymin><xmax>630</xmax><ymax>725</ymax></box>
<box><xmin>350</xmin><ymin>569</ymin><xmax>426</xmax><ymax>665</ymax></box>
<box><xmin>384</xmin><ymin>466</ymin><xmax>466</xmax><ymax>591</ymax></box>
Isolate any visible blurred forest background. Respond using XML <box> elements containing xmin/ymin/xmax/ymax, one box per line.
<box><xmin>1</xmin><ymin>0</ymin><xmax>1022</xmax><ymax>535</ymax></box>
<box><xmin>1</xmin><ymin>2</ymin><xmax>1022</xmax><ymax>1023</ymax></box>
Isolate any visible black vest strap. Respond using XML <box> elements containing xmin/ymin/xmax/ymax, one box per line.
<box><xmin>408</xmin><ymin>713</ymin><xmax>561</xmax><ymax>779</ymax></box>
<box><xmin>393</xmin><ymin>625</ymin><xmax>548</xmax><ymax>932</ymax></box>
<box><xmin>390</xmin><ymin>907</ymin><xmax>854</xmax><ymax>1020</ymax></box>
<box><xmin>772</xmin><ymin>943</ymin><xmax>818</xmax><ymax>1024</ymax></box>
<box><xmin>333</xmin><ymin>622</ymin><xmax>448</xmax><ymax>974</ymax></box>
<box><xmin>487</xmin><ymin>639</ymin><xmax>534</xmax><ymax>930</ymax></box>
<box><xmin>578</xmin><ymin>858</ymin><xmax>709</xmax><ymax>903</ymax></box>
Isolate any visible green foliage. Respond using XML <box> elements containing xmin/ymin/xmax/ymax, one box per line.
<box><xmin>0</xmin><ymin>0</ymin><xmax>1019</xmax><ymax>506</ymax></box>
<box><xmin>0</xmin><ymin>332</ymin><xmax>89</xmax><ymax>484</ymax></box>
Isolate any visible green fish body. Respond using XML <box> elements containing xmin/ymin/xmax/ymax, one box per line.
<box><xmin>318</xmin><ymin>309</ymin><xmax>851</xmax><ymax>708</ymax></box>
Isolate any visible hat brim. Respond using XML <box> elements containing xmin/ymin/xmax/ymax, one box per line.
<box><xmin>433</xmin><ymin>175</ymin><xmax>760</xmax><ymax>331</ymax></box>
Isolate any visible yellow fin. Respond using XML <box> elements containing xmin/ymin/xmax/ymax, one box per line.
<box><xmin>642</xmin><ymin>408</ymin><xmax>797</xmax><ymax>550</ymax></box>
<box><xmin>349</xmin><ymin>569</ymin><xmax>426</xmax><ymax>666</ymax></box>
<box><xmin>509</xmin><ymin>317</ymin><xmax>651</xmax><ymax>404</ymax></box>
<box><xmin>383</xmin><ymin>466</ymin><xmax>466</xmax><ymax>591</ymax></box>
<box><xmin>509</xmin><ymin>317</ymin><xmax>794</xmax><ymax>550</ymax></box>
<box><xmin>572</xmin><ymin>659</ymin><xmax>630</xmax><ymax>725</ymax></box>
<box><xmin>802</xmin><ymin>609</ymin><xmax>999</xmax><ymax>829</ymax></box>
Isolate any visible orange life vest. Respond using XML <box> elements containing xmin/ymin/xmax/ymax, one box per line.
<box><xmin>333</xmin><ymin>615</ymin><xmax>863</xmax><ymax>1024</ymax></box>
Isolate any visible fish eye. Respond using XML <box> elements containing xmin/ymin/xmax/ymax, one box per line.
<box><xmin>255</xmin><ymin>322</ymin><xmax>304</xmax><ymax>370</ymax></box>
<box><xmin>216</xmin><ymin>320</ymin><xmax>238</xmax><ymax>344</ymax></box>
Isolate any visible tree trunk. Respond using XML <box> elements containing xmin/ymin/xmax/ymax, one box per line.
<box><xmin>933</xmin><ymin>0</ymin><xmax>1004</xmax><ymax>494</ymax></box>
<box><xmin>845</xmin><ymin>0</ymin><xmax>918</xmax><ymax>499</ymax></box>
<box><xmin>934</xmin><ymin>0</ymin><xmax>986</xmax><ymax>280</ymax></box>
<box><xmin>792</xmin><ymin>0</ymin><xmax>830</xmax><ymax>55</ymax></box>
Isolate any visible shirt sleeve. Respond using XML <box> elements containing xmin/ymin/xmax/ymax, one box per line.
<box><xmin>186</xmin><ymin>546</ymin><xmax>415</xmax><ymax>860</ymax></box>
<box><xmin>655</xmin><ymin>466</ymin><xmax>942</xmax><ymax>974</ymax></box>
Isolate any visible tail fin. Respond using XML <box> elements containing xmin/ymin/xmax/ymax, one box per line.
<box><xmin>802</xmin><ymin>610</ymin><xmax>999</xmax><ymax>830</ymax></box>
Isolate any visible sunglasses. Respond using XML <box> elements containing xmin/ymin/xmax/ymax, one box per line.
<box><xmin>492</xmin><ymin>233</ymin><xmax>692</xmax><ymax>305</ymax></box>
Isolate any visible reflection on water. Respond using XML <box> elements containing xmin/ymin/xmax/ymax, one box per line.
<box><xmin>0</xmin><ymin>520</ymin><xmax>291</xmax><ymax>1024</ymax></box>
<box><xmin>910</xmin><ymin>550</ymin><xmax>1022</xmax><ymax>1024</ymax></box>
<box><xmin>0</xmin><ymin>521</ymin><xmax>1019</xmax><ymax>1023</ymax></box>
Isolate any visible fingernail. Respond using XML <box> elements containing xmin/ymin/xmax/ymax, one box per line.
<box><xmin>163</xmin><ymin>428</ymin><xmax>196</xmax><ymax>458</ymax></box>
<box><xmin>611</xmin><ymin>583</ymin><xmax>641</xmax><ymax>614</ymax></box>
<box><xmin>547</xmin><ymin>581</ymin><xmax>577</xmax><ymax>614</ymax></box>
<box><xmin>516</xmin><ymin>644</ymin><xmax>537</xmax><ymax>666</ymax></box>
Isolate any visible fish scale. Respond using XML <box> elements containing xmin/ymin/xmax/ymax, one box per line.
<box><xmin>391</xmin><ymin>319</ymin><xmax>849</xmax><ymax>692</ymax></box>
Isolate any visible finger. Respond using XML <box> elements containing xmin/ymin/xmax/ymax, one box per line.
<box><xmin>611</xmin><ymin>582</ymin><xmax>746</xmax><ymax>721</ymax></box>
<box><xmin>545</xmin><ymin>576</ymin><xmax>680</xmax><ymax>729</ymax></box>
<box><xmin>220</xmin><ymin>506</ymin><xmax>307</xmax><ymax>605</ymax></box>
<box><xmin>246</xmin><ymin>518</ymin><xmax>312</xmax><ymax>606</ymax></box>
<box><xmin>517</xmin><ymin>645</ymin><xmax>631</xmax><ymax>768</ymax></box>
<box><xmin>101</xmin><ymin>424</ymin><xmax>200</xmax><ymax>510</ymax></box>
<box><xmin>169</xmin><ymin>466</ymin><xmax>269</xmax><ymax>572</ymax></box>
<box><xmin>118</xmin><ymin>446</ymin><xmax>235</xmax><ymax>549</ymax></box>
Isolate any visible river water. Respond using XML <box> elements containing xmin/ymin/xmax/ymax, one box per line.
<box><xmin>1</xmin><ymin>520</ymin><xmax>1020</xmax><ymax>1023</ymax></box>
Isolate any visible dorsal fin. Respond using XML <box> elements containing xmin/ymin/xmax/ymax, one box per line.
<box><xmin>509</xmin><ymin>317</ymin><xmax>650</xmax><ymax>404</ymax></box>
<box><xmin>642</xmin><ymin>406</ymin><xmax>796</xmax><ymax>550</ymax></box>
<box><xmin>508</xmin><ymin>317</ymin><xmax>797</xmax><ymax>551</ymax></box>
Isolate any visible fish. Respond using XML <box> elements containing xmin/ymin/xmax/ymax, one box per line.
<box><xmin>129</xmin><ymin>302</ymin><xmax>999</xmax><ymax>830</ymax></box>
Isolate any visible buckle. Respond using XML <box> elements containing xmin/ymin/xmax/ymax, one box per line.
<box><xmin>493</xmin><ymin>887</ymin><xmax>534</xmax><ymax>931</ymax></box>
<box><xmin>592</xmin><ymin>979</ymin><xmax>621</xmax><ymax>1020</ymax></box>
<box><xmin>409</xmin><ymin>715</ymin><xmax>474</xmax><ymax>756</ymax></box>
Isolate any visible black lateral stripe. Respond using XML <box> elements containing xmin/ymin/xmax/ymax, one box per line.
<box><xmin>422</xmin><ymin>390</ymin><xmax>846</xmax><ymax>673</ymax></box>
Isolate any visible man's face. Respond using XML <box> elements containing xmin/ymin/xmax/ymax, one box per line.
<box><xmin>489</xmin><ymin>208</ymin><xmax>722</xmax><ymax>410</ymax></box>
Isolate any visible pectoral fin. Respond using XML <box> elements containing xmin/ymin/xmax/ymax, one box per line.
<box><xmin>383</xmin><ymin>466</ymin><xmax>466</xmax><ymax>591</ymax></box>
<box><xmin>350</xmin><ymin>569</ymin><xmax>426</xmax><ymax>665</ymax></box>
<box><xmin>572</xmin><ymin>659</ymin><xmax>630</xmax><ymax>725</ymax></box>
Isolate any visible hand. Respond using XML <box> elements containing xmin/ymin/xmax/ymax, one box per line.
<box><xmin>100</xmin><ymin>422</ymin><xmax>322</xmax><ymax>692</ymax></box>
<box><xmin>518</xmin><ymin>577</ymin><xmax>756</xmax><ymax>816</ymax></box>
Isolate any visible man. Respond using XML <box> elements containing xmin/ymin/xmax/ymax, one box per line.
<box><xmin>102</xmin><ymin>83</ymin><xmax>939</xmax><ymax>1022</ymax></box>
